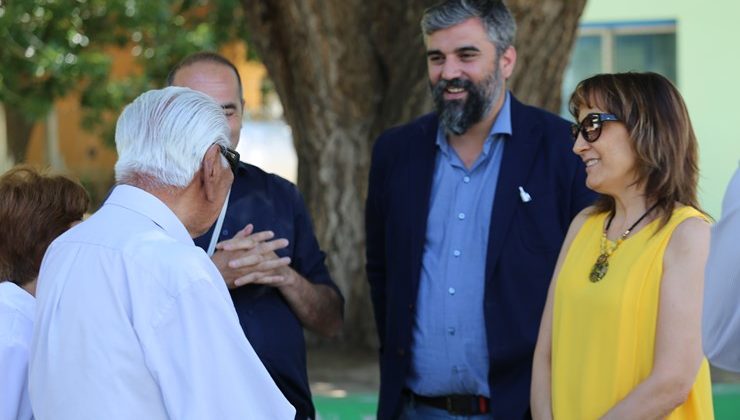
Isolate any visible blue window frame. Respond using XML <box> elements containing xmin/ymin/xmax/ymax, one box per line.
<box><xmin>561</xmin><ymin>20</ymin><xmax>677</xmax><ymax>117</ymax></box>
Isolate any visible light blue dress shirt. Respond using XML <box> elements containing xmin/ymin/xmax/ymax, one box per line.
<box><xmin>703</xmin><ymin>164</ymin><xmax>740</xmax><ymax>371</ymax></box>
<box><xmin>29</xmin><ymin>185</ymin><xmax>294</xmax><ymax>420</ymax></box>
<box><xmin>0</xmin><ymin>281</ymin><xmax>35</xmax><ymax>420</ymax></box>
<box><xmin>407</xmin><ymin>93</ymin><xmax>511</xmax><ymax>397</ymax></box>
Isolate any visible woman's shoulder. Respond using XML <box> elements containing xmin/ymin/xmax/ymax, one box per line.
<box><xmin>664</xmin><ymin>205</ymin><xmax>711</xmax><ymax>256</ymax></box>
<box><xmin>666</xmin><ymin>205</ymin><xmax>711</xmax><ymax>234</ymax></box>
<box><xmin>671</xmin><ymin>212</ymin><xmax>710</xmax><ymax>239</ymax></box>
<box><xmin>671</xmin><ymin>204</ymin><xmax>708</xmax><ymax>220</ymax></box>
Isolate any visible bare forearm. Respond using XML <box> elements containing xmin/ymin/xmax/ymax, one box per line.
<box><xmin>604</xmin><ymin>218</ymin><xmax>710</xmax><ymax>419</ymax></box>
<box><xmin>279</xmin><ymin>269</ymin><xmax>344</xmax><ymax>337</ymax></box>
<box><xmin>531</xmin><ymin>349</ymin><xmax>553</xmax><ymax>420</ymax></box>
<box><xmin>600</xmin><ymin>374</ymin><xmax>693</xmax><ymax>420</ymax></box>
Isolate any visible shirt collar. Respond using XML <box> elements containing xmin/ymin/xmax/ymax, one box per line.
<box><xmin>104</xmin><ymin>185</ymin><xmax>194</xmax><ymax>246</ymax></box>
<box><xmin>436</xmin><ymin>91</ymin><xmax>513</xmax><ymax>156</ymax></box>
<box><xmin>492</xmin><ymin>91</ymin><xmax>512</xmax><ymax>137</ymax></box>
<box><xmin>0</xmin><ymin>281</ymin><xmax>35</xmax><ymax>317</ymax></box>
<box><xmin>235</xmin><ymin>160</ymin><xmax>247</xmax><ymax>176</ymax></box>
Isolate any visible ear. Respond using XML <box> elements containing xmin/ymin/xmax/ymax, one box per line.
<box><xmin>201</xmin><ymin>144</ymin><xmax>225</xmax><ymax>202</ymax></box>
<box><xmin>499</xmin><ymin>45</ymin><xmax>517</xmax><ymax>80</ymax></box>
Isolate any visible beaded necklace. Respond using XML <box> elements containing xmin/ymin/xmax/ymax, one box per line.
<box><xmin>589</xmin><ymin>203</ymin><xmax>659</xmax><ymax>283</ymax></box>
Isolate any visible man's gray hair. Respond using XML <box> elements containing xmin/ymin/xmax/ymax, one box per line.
<box><xmin>114</xmin><ymin>86</ymin><xmax>230</xmax><ymax>188</ymax></box>
<box><xmin>421</xmin><ymin>0</ymin><xmax>517</xmax><ymax>55</ymax></box>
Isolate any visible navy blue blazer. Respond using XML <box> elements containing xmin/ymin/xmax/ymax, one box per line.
<box><xmin>365</xmin><ymin>95</ymin><xmax>596</xmax><ymax>419</ymax></box>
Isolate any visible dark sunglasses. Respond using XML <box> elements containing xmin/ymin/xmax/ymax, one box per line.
<box><xmin>570</xmin><ymin>113</ymin><xmax>619</xmax><ymax>143</ymax></box>
<box><xmin>218</xmin><ymin>144</ymin><xmax>240</xmax><ymax>176</ymax></box>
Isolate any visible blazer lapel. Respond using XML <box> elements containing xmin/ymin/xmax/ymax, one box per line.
<box><xmin>485</xmin><ymin>96</ymin><xmax>544</xmax><ymax>278</ymax></box>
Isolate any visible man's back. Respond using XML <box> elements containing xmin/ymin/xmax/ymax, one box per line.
<box><xmin>30</xmin><ymin>185</ymin><xmax>293</xmax><ymax>420</ymax></box>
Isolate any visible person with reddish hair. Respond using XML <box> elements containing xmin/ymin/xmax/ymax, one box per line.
<box><xmin>0</xmin><ymin>165</ymin><xmax>89</xmax><ymax>420</ymax></box>
<box><xmin>532</xmin><ymin>72</ymin><xmax>714</xmax><ymax>419</ymax></box>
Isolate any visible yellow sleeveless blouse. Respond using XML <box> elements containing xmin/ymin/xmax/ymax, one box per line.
<box><xmin>551</xmin><ymin>206</ymin><xmax>714</xmax><ymax>419</ymax></box>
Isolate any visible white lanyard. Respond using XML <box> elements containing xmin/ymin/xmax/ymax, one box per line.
<box><xmin>206</xmin><ymin>189</ymin><xmax>231</xmax><ymax>257</ymax></box>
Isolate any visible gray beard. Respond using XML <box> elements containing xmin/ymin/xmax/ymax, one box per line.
<box><xmin>431</xmin><ymin>65</ymin><xmax>503</xmax><ymax>136</ymax></box>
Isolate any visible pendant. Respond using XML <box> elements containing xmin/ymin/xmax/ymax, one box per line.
<box><xmin>590</xmin><ymin>253</ymin><xmax>609</xmax><ymax>282</ymax></box>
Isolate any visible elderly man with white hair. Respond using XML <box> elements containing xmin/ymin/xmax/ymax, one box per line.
<box><xmin>28</xmin><ymin>87</ymin><xmax>295</xmax><ymax>420</ymax></box>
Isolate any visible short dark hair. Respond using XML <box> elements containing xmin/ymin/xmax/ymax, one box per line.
<box><xmin>0</xmin><ymin>166</ymin><xmax>89</xmax><ymax>286</ymax></box>
<box><xmin>166</xmin><ymin>51</ymin><xmax>244</xmax><ymax>100</ymax></box>
<box><xmin>569</xmin><ymin>72</ymin><xmax>704</xmax><ymax>228</ymax></box>
<box><xmin>421</xmin><ymin>0</ymin><xmax>516</xmax><ymax>56</ymax></box>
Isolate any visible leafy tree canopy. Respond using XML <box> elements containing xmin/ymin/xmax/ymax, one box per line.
<box><xmin>0</xmin><ymin>0</ymin><xmax>247</xmax><ymax>142</ymax></box>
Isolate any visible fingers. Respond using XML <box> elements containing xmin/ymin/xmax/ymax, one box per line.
<box><xmin>231</xmin><ymin>256</ymin><xmax>291</xmax><ymax>287</ymax></box>
<box><xmin>234</xmin><ymin>223</ymin><xmax>254</xmax><ymax>239</ymax></box>
<box><xmin>226</xmin><ymin>239</ymin><xmax>289</xmax><ymax>268</ymax></box>
<box><xmin>217</xmin><ymin>230</ymin><xmax>279</xmax><ymax>251</ymax></box>
<box><xmin>229</xmin><ymin>251</ymin><xmax>290</xmax><ymax>269</ymax></box>
<box><xmin>234</xmin><ymin>274</ymin><xmax>286</xmax><ymax>287</ymax></box>
<box><xmin>257</xmin><ymin>256</ymin><xmax>292</xmax><ymax>271</ymax></box>
<box><xmin>230</xmin><ymin>257</ymin><xmax>291</xmax><ymax>287</ymax></box>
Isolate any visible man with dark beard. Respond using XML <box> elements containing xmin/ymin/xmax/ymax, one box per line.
<box><xmin>365</xmin><ymin>1</ymin><xmax>597</xmax><ymax>419</ymax></box>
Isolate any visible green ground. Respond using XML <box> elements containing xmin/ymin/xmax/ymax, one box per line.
<box><xmin>308</xmin><ymin>349</ymin><xmax>740</xmax><ymax>419</ymax></box>
<box><xmin>314</xmin><ymin>394</ymin><xmax>377</xmax><ymax>420</ymax></box>
<box><xmin>315</xmin><ymin>386</ymin><xmax>740</xmax><ymax>419</ymax></box>
<box><xmin>714</xmin><ymin>384</ymin><xmax>740</xmax><ymax>419</ymax></box>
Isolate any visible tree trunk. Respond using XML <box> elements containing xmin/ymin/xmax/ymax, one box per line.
<box><xmin>241</xmin><ymin>0</ymin><xmax>587</xmax><ymax>349</ymax></box>
<box><xmin>4</xmin><ymin>106</ymin><xmax>35</xmax><ymax>164</ymax></box>
<box><xmin>508</xmin><ymin>0</ymin><xmax>587</xmax><ymax>112</ymax></box>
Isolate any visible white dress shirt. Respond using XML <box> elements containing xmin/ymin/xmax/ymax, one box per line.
<box><xmin>0</xmin><ymin>281</ymin><xmax>35</xmax><ymax>420</ymax></box>
<box><xmin>703</xmin><ymin>165</ymin><xmax>740</xmax><ymax>371</ymax></box>
<box><xmin>29</xmin><ymin>185</ymin><xmax>294</xmax><ymax>420</ymax></box>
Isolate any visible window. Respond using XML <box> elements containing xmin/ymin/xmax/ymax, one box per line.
<box><xmin>561</xmin><ymin>20</ymin><xmax>677</xmax><ymax>116</ymax></box>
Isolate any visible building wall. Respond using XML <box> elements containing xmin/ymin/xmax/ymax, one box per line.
<box><xmin>581</xmin><ymin>0</ymin><xmax>740</xmax><ymax>217</ymax></box>
<box><xmin>19</xmin><ymin>43</ymin><xmax>268</xmax><ymax>204</ymax></box>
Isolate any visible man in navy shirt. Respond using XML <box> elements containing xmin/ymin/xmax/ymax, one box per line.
<box><xmin>169</xmin><ymin>52</ymin><xmax>344</xmax><ymax>420</ymax></box>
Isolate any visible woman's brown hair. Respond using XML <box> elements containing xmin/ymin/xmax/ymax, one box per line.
<box><xmin>0</xmin><ymin>166</ymin><xmax>89</xmax><ymax>286</ymax></box>
<box><xmin>569</xmin><ymin>72</ymin><xmax>704</xmax><ymax>228</ymax></box>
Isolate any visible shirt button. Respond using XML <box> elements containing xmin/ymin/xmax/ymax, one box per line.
<box><xmin>222</xmin><ymin>228</ymin><xmax>230</xmax><ymax>236</ymax></box>
<box><xmin>457</xmin><ymin>212</ymin><xmax>465</xmax><ymax>220</ymax></box>
<box><xmin>463</xmin><ymin>176</ymin><xmax>471</xmax><ymax>183</ymax></box>
<box><xmin>453</xmin><ymin>250</ymin><xmax>461</xmax><ymax>257</ymax></box>
<box><xmin>448</xmin><ymin>287</ymin><xmax>456</xmax><ymax>295</ymax></box>
<box><xmin>448</xmin><ymin>327</ymin><xmax>456</xmax><ymax>335</ymax></box>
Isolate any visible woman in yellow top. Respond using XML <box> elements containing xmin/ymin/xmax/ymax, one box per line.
<box><xmin>531</xmin><ymin>72</ymin><xmax>714</xmax><ymax>420</ymax></box>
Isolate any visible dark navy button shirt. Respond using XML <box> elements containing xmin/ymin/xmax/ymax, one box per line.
<box><xmin>194</xmin><ymin>162</ymin><xmax>342</xmax><ymax>420</ymax></box>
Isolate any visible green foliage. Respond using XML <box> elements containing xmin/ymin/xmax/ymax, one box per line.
<box><xmin>0</xmin><ymin>0</ymin><xmax>247</xmax><ymax>141</ymax></box>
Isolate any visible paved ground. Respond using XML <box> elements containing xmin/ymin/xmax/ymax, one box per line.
<box><xmin>713</xmin><ymin>367</ymin><xmax>740</xmax><ymax>383</ymax></box>
<box><xmin>307</xmin><ymin>346</ymin><xmax>379</xmax><ymax>397</ymax></box>
<box><xmin>307</xmin><ymin>347</ymin><xmax>379</xmax><ymax>420</ymax></box>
